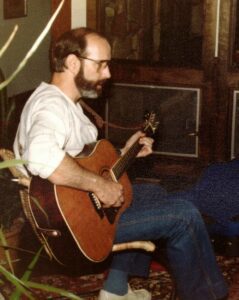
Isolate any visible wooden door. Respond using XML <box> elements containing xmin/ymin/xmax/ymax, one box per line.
<box><xmin>51</xmin><ymin>0</ymin><xmax>71</xmax><ymax>42</ymax></box>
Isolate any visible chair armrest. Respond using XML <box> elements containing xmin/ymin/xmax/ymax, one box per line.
<box><xmin>112</xmin><ymin>241</ymin><xmax>156</xmax><ymax>252</ymax></box>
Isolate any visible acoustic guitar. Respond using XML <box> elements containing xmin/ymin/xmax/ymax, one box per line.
<box><xmin>23</xmin><ymin>112</ymin><xmax>159</xmax><ymax>265</ymax></box>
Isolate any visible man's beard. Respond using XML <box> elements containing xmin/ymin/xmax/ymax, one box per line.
<box><xmin>74</xmin><ymin>67</ymin><xmax>105</xmax><ymax>99</ymax></box>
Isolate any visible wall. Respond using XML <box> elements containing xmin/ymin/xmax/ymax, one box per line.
<box><xmin>0</xmin><ymin>0</ymin><xmax>51</xmax><ymax>96</ymax></box>
<box><xmin>71</xmin><ymin>0</ymin><xmax>86</xmax><ymax>28</ymax></box>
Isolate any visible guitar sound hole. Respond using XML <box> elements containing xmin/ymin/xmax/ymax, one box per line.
<box><xmin>100</xmin><ymin>168</ymin><xmax>113</xmax><ymax>181</ymax></box>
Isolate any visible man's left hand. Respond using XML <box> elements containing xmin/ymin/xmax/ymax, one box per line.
<box><xmin>121</xmin><ymin>131</ymin><xmax>154</xmax><ymax>158</ymax></box>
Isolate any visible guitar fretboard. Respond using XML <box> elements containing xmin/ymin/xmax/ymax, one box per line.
<box><xmin>113</xmin><ymin>141</ymin><xmax>142</xmax><ymax>179</ymax></box>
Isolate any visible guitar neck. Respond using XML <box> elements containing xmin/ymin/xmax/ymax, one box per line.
<box><xmin>113</xmin><ymin>140</ymin><xmax>142</xmax><ymax>180</ymax></box>
<box><xmin>112</xmin><ymin>111</ymin><xmax>159</xmax><ymax>180</ymax></box>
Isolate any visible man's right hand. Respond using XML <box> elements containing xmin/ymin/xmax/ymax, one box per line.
<box><xmin>94</xmin><ymin>177</ymin><xmax>124</xmax><ymax>208</ymax></box>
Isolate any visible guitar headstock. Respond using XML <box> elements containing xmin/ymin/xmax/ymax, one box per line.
<box><xmin>143</xmin><ymin>111</ymin><xmax>160</xmax><ymax>137</ymax></box>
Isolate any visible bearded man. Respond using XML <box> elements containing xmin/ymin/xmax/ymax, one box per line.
<box><xmin>14</xmin><ymin>27</ymin><xmax>228</xmax><ymax>300</ymax></box>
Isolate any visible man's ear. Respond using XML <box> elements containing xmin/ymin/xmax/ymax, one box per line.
<box><xmin>64</xmin><ymin>54</ymin><xmax>81</xmax><ymax>75</ymax></box>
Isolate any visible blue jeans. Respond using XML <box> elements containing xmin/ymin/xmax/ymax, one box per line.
<box><xmin>111</xmin><ymin>184</ymin><xmax>228</xmax><ymax>300</ymax></box>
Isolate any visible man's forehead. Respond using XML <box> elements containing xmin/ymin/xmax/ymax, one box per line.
<box><xmin>86</xmin><ymin>34</ymin><xmax>111</xmax><ymax>57</ymax></box>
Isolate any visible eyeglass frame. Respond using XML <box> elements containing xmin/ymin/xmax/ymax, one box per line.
<box><xmin>70</xmin><ymin>51</ymin><xmax>111</xmax><ymax>71</ymax></box>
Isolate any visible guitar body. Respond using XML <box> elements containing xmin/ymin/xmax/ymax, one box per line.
<box><xmin>29</xmin><ymin>139</ymin><xmax>132</xmax><ymax>265</ymax></box>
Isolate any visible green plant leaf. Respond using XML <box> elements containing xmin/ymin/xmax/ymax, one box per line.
<box><xmin>0</xmin><ymin>227</ymin><xmax>14</xmax><ymax>274</ymax></box>
<box><xmin>0</xmin><ymin>264</ymin><xmax>34</xmax><ymax>299</ymax></box>
<box><xmin>0</xmin><ymin>25</ymin><xmax>18</xmax><ymax>59</ymax></box>
<box><xmin>10</xmin><ymin>247</ymin><xmax>43</xmax><ymax>300</ymax></box>
<box><xmin>0</xmin><ymin>159</ymin><xmax>26</xmax><ymax>169</ymax></box>
<box><xmin>9</xmin><ymin>247</ymin><xmax>83</xmax><ymax>299</ymax></box>
<box><xmin>10</xmin><ymin>246</ymin><xmax>83</xmax><ymax>299</ymax></box>
<box><xmin>0</xmin><ymin>0</ymin><xmax>65</xmax><ymax>91</ymax></box>
<box><xmin>26</xmin><ymin>281</ymin><xmax>83</xmax><ymax>299</ymax></box>
<box><xmin>21</xmin><ymin>247</ymin><xmax>42</xmax><ymax>282</ymax></box>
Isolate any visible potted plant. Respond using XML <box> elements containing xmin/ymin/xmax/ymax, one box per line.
<box><xmin>0</xmin><ymin>1</ymin><xmax>83</xmax><ymax>298</ymax></box>
<box><xmin>0</xmin><ymin>166</ymin><xmax>24</xmax><ymax>271</ymax></box>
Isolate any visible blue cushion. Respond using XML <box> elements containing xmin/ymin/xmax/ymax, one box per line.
<box><xmin>167</xmin><ymin>159</ymin><xmax>239</xmax><ymax>236</ymax></box>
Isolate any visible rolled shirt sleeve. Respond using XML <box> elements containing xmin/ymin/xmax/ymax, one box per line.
<box><xmin>24</xmin><ymin>104</ymin><xmax>68</xmax><ymax>178</ymax></box>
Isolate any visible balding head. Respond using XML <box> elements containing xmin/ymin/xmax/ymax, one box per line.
<box><xmin>50</xmin><ymin>27</ymin><xmax>110</xmax><ymax>73</ymax></box>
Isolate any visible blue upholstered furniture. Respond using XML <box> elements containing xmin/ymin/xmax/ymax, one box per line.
<box><xmin>168</xmin><ymin>159</ymin><xmax>239</xmax><ymax>256</ymax></box>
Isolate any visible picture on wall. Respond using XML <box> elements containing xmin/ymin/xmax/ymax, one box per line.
<box><xmin>97</xmin><ymin>0</ymin><xmax>203</xmax><ymax>67</ymax></box>
<box><xmin>4</xmin><ymin>0</ymin><xmax>27</xmax><ymax>19</ymax></box>
<box><xmin>97</xmin><ymin>0</ymin><xmax>153</xmax><ymax>61</ymax></box>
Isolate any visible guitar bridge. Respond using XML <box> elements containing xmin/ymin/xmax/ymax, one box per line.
<box><xmin>89</xmin><ymin>192</ymin><xmax>119</xmax><ymax>223</ymax></box>
<box><xmin>89</xmin><ymin>192</ymin><xmax>104</xmax><ymax>218</ymax></box>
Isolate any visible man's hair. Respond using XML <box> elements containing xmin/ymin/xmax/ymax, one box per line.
<box><xmin>50</xmin><ymin>27</ymin><xmax>107</xmax><ymax>72</ymax></box>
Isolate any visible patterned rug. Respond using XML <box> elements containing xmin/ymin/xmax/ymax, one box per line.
<box><xmin>2</xmin><ymin>256</ymin><xmax>239</xmax><ymax>299</ymax></box>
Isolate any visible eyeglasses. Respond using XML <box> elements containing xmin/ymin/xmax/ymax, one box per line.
<box><xmin>77</xmin><ymin>55</ymin><xmax>111</xmax><ymax>71</ymax></box>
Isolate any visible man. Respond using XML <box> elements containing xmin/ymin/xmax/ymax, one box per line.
<box><xmin>14</xmin><ymin>27</ymin><xmax>228</xmax><ymax>300</ymax></box>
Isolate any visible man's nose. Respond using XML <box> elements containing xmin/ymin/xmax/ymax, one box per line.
<box><xmin>102</xmin><ymin>66</ymin><xmax>111</xmax><ymax>79</ymax></box>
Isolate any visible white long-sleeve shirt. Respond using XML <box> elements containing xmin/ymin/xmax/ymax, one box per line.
<box><xmin>13</xmin><ymin>82</ymin><xmax>98</xmax><ymax>178</ymax></box>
